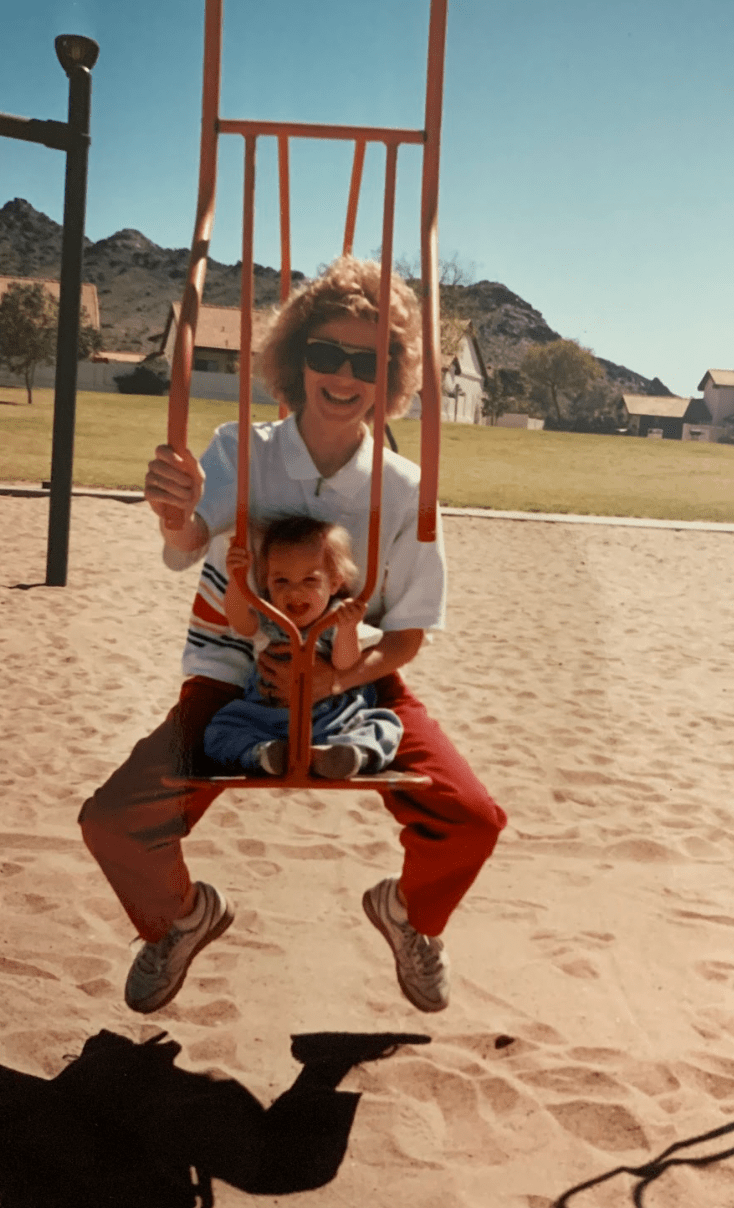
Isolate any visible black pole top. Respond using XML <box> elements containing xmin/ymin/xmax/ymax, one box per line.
<box><xmin>55</xmin><ymin>35</ymin><xmax>99</xmax><ymax>76</ymax></box>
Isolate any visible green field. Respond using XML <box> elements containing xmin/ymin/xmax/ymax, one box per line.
<box><xmin>2</xmin><ymin>386</ymin><xmax>734</xmax><ymax>521</ymax></box>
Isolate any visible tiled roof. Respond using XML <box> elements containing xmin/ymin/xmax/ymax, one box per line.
<box><xmin>0</xmin><ymin>276</ymin><xmax>100</xmax><ymax>328</ymax></box>
<box><xmin>169</xmin><ymin>302</ymin><xmax>272</xmax><ymax>352</ymax></box>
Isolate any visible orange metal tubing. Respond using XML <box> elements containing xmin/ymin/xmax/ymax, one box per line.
<box><xmin>417</xmin><ymin>0</ymin><xmax>448</xmax><ymax>543</ymax></box>
<box><xmin>361</xmin><ymin>142</ymin><xmax>398</xmax><ymax>608</ymax></box>
<box><xmin>219</xmin><ymin>117</ymin><xmax>424</xmax><ymax>145</ymax></box>
<box><xmin>277</xmin><ymin>135</ymin><xmax>292</xmax><ymax>418</ymax></box>
<box><xmin>343</xmin><ymin>139</ymin><xmax>366</xmax><ymax>256</ymax></box>
<box><xmin>284</xmin><ymin>215</ymin><xmax>396</xmax><ymax>778</ymax></box>
<box><xmin>233</xmin><ymin>130</ymin><xmax>318</xmax><ymax>778</ymax></box>
<box><xmin>277</xmin><ymin>135</ymin><xmax>291</xmax><ymax>304</ymax></box>
<box><xmin>235</xmin><ymin>135</ymin><xmax>256</xmax><ymax>554</ymax></box>
<box><xmin>165</xmin><ymin>0</ymin><xmax>222</xmax><ymax>527</ymax></box>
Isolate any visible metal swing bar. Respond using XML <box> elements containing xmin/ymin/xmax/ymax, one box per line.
<box><xmin>164</xmin><ymin>0</ymin><xmax>447</xmax><ymax>789</ymax></box>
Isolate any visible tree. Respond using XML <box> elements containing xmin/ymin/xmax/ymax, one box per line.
<box><xmin>392</xmin><ymin>250</ymin><xmax>479</xmax><ymax>322</ymax></box>
<box><xmin>483</xmin><ymin>367</ymin><xmax>526</xmax><ymax>425</ymax></box>
<box><xmin>521</xmin><ymin>339</ymin><xmax>603</xmax><ymax>425</ymax></box>
<box><xmin>0</xmin><ymin>282</ymin><xmax>102</xmax><ymax>404</ymax></box>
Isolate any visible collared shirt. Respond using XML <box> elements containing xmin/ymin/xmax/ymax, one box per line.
<box><xmin>176</xmin><ymin>417</ymin><xmax>446</xmax><ymax>686</ymax></box>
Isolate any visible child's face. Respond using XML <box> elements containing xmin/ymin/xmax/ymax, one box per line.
<box><xmin>266</xmin><ymin>539</ymin><xmax>341</xmax><ymax>629</ymax></box>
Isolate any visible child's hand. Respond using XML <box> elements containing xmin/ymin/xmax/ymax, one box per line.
<box><xmin>226</xmin><ymin>540</ymin><xmax>252</xmax><ymax>576</ymax></box>
<box><xmin>334</xmin><ymin>597</ymin><xmax>367</xmax><ymax>628</ymax></box>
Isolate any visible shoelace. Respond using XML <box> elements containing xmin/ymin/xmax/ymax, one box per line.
<box><xmin>397</xmin><ymin>921</ymin><xmax>444</xmax><ymax>976</ymax></box>
<box><xmin>137</xmin><ymin>927</ymin><xmax>182</xmax><ymax>974</ymax></box>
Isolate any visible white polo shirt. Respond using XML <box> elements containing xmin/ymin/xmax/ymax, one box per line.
<box><xmin>174</xmin><ymin>417</ymin><xmax>446</xmax><ymax>686</ymax></box>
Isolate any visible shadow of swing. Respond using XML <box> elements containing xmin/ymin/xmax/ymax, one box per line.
<box><xmin>0</xmin><ymin>1028</ymin><xmax>430</xmax><ymax>1207</ymax></box>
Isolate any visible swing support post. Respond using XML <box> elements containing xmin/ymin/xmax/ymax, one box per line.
<box><xmin>0</xmin><ymin>35</ymin><xmax>99</xmax><ymax>587</ymax></box>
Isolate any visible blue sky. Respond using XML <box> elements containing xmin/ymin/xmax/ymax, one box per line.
<box><xmin>2</xmin><ymin>0</ymin><xmax>733</xmax><ymax>396</ymax></box>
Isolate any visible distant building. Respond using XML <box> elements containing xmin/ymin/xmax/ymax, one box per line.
<box><xmin>697</xmin><ymin>370</ymin><xmax>734</xmax><ymax>427</ymax></box>
<box><xmin>618</xmin><ymin>394</ymin><xmax>711</xmax><ymax>440</ymax></box>
<box><xmin>90</xmin><ymin>350</ymin><xmax>145</xmax><ymax>365</ymax></box>
<box><xmin>159</xmin><ymin>302</ymin><xmax>272</xmax><ymax>374</ymax></box>
<box><xmin>0</xmin><ymin>275</ymin><xmax>100</xmax><ymax>328</ymax></box>
<box><xmin>495</xmin><ymin>413</ymin><xmax>544</xmax><ymax>430</ymax></box>
<box><xmin>439</xmin><ymin>318</ymin><xmax>490</xmax><ymax>424</ymax></box>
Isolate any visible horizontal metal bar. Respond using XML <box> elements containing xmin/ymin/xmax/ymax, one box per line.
<box><xmin>0</xmin><ymin>113</ymin><xmax>71</xmax><ymax>151</ymax></box>
<box><xmin>218</xmin><ymin>117</ymin><xmax>425</xmax><ymax>145</ymax></box>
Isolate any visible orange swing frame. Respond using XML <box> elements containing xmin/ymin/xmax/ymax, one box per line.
<box><xmin>164</xmin><ymin>0</ymin><xmax>448</xmax><ymax>790</ymax></box>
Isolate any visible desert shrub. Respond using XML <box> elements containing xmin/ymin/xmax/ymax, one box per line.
<box><xmin>115</xmin><ymin>358</ymin><xmax>170</xmax><ymax>395</ymax></box>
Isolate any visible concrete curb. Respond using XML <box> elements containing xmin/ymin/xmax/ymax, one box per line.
<box><xmin>0</xmin><ymin>483</ymin><xmax>145</xmax><ymax>503</ymax></box>
<box><xmin>440</xmin><ymin>506</ymin><xmax>734</xmax><ymax>533</ymax></box>
<box><xmin>2</xmin><ymin>485</ymin><xmax>733</xmax><ymax>533</ymax></box>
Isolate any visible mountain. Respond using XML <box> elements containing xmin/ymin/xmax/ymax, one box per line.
<box><xmin>0</xmin><ymin>198</ymin><xmax>303</xmax><ymax>353</ymax></box>
<box><xmin>0</xmin><ymin>198</ymin><xmax>669</xmax><ymax>396</ymax></box>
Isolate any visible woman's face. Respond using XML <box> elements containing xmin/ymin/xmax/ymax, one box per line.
<box><xmin>301</xmin><ymin>316</ymin><xmax>380</xmax><ymax>435</ymax></box>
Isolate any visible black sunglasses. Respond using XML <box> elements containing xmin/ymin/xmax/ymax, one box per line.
<box><xmin>304</xmin><ymin>339</ymin><xmax>383</xmax><ymax>384</ymax></box>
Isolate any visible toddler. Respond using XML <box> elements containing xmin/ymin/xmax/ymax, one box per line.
<box><xmin>204</xmin><ymin>515</ymin><xmax>403</xmax><ymax>778</ymax></box>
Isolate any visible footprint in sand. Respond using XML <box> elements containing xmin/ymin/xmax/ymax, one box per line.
<box><xmin>517</xmin><ymin>1065</ymin><xmax>625</xmax><ymax>1099</ymax></box>
<box><xmin>695</xmin><ymin>959</ymin><xmax>734</xmax><ymax>983</ymax></box>
<box><xmin>547</xmin><ymin>1099</ymin><xmax>649</xmax><ymax>1152</ymax></box>
<box><xmin>0</xmin><ymin>862</ymin><xmax>24</xmax><ymax>877</ymax></box>
<box><xmin>76</xmin><ymin>977</ymin><xmax>116</xmax><ymax>998</ymax></box>
<box><xmin>180</xmin><ymin>998</ymin><xmax>242</xmax><ymax>1026</ymax></box>
<box><xmin>63</xmin><ymin>955</ymin><xmax>113</xmax><ymax>981</ymax></box>
<box><xmin>672</xmin><ymin>909</ymin><xmax>734</xmax><ymax>929</ymax></box>
<box><xmin>531</xmin><ymin>929</ymin><xmax>615</xmax><ymax>980</ymax></box>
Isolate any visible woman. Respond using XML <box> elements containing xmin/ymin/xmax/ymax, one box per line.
<box><xmin>79</xmin><ymin>256</ymin><xmax>507</xmax><ymax>1016</ymax></box>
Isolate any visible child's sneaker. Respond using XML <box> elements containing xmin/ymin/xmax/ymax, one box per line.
<box><xmin>124</xmin><ymin>882</ymin><xmax>234</xmax><ymax>1013</ymax></box>
<box><xmin>362</xmin><ymin>877</ymin><xmax>450</xmax><ymax>1012</ymax></box>
<box><xmin>258</xmin><ymin>740</ymin><xmax>288</xmax><ymax>776</ymax></box>
<box><xmin>310</xmin><ymin>743</ymin><xmax>364</xmax><ymax>779</ymax></box>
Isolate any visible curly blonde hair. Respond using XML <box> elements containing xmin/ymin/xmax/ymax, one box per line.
<box><xmin>258</xmin><ymin>256</ymin><xmax>422</xmax><ymax>418</ymax></box>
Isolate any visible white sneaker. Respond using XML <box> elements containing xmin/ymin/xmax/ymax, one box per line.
<box><xmin>362</xmin><ymin>877</ymin><xmax>450</xmax><ymax>1012</ymax></box>
<box><xmin>258</xmin><ymin>739</ymin><xmax>288</xmax><ymax>776</ymax></box>
<box><xmin>310</xmin><ymin>743</ymin><xmax>364</xmax><ymax>779</ymax></box>
<box><xmin>124</xmin><ymin>882</ymin><xmax>234</xmax><ymax>1014</ymax></box>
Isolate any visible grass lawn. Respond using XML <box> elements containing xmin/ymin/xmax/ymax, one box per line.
<box><xmin>2</xmin><ymin>386</ymin><xmax>734</xmax><ymax>521</ymax></box>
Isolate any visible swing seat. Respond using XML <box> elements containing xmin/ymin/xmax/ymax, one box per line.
<box><xmin>163</xmin><ymin>769</ymin><xmax>431</xmax><ymax>791</ymax></box>
<box><xmin>164</xmin><ymin>0</ymin><xmax>447</xmax><ymax>794</ymax></box>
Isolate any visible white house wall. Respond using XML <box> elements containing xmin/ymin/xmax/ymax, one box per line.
<box><xmin>702</xmin><ymin>383</ymin><xmax>734</xmax><ymax>425</ymax></box>
<box><xmin>0</xmin><ymin>362</ymin><xmax>277</xmax><ymax>405</ymax></box>
<box><xmin>496</xmin><ymin>413</ymin><xmax>545</xmax><ymax>430</ymax></box>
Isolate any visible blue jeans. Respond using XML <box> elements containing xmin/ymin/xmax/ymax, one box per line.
<box><xmin>203</xmin><ymin>680</ymin><xmax>403</xmax><ymax>772</ymax></box>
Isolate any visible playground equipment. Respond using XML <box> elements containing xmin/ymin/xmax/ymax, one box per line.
<box><xmin>165</xmin><ymin>0</ymin><xmax>447</xmax><ymax>790</ymax></box>
<box><xmin>0</xmin><ymin>35</ymin><xmax>99</xmax><ymax>587</ymax></box>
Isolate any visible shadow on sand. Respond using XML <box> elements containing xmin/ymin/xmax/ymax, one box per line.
<box><xmin>0</xmin><ymin>1028</ymin><xmax>430</xmax><ymax>1206</ymax></box>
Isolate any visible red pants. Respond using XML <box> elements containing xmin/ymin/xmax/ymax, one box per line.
<box><xmin>79</xmin><ymin>674</ymin><xmax>506</xmax><ymax>942</ymax></box>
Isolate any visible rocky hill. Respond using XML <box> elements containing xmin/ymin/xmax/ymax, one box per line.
<box><xmin>0</xmin><ymin>197</ymin><xmax>668</xmax><ymax>396</ymax></box>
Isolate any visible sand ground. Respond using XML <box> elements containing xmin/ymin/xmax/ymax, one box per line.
<box><xmin>3</xmin><ymin>495</ymin><xmax>734</xmax><ymax>1206</ymax></box>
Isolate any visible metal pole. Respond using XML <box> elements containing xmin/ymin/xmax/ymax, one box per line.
<box><xmin>46</xmin><ymin>37</ymin><xmax>98</xmax><ymax>586</ymax></box>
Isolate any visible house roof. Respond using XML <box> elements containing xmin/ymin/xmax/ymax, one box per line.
<box><xmin>0</xmin><ymin>276</ymin><xmax>100</xmax><ymax>328</ymax></box>
<box><xmin>440</xmin><ymin>317</ymin><xmax>472</xmax><ymax>362</ymax></box>
<box><xmin>697</xmin><ymin>368</ymin><xmax>734</xmax><ymax>390</ymax></box>
<box><xmin>622</xmin><ymin>394</ymin><xmax>692</xmax><ymax>419</ymax></box>
<box><xmin>90</xmin><ymin>350</ymin><xmax>146</xmax><ymax>364</ymax></box>
<box><xmin>439</xmin><ymin>317</ymin><xmax>490</xmax><ymax>383</ymax></box>
<box><xmin>165</xmin><ymin>302</ymin><xmax>272</xmax><ymax>353</ymax></box>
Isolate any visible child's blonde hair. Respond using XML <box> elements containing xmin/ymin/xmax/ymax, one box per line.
<box><xmin>256</xmin><ymin>516</ymin><xmax>358</xmax><ymax>600</ymax></box>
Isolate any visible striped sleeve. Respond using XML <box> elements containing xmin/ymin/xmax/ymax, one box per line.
<box><xmin>182</xmin><ymin>537</ymin><xmax>255</xmax><ymax>686</ymax></box>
